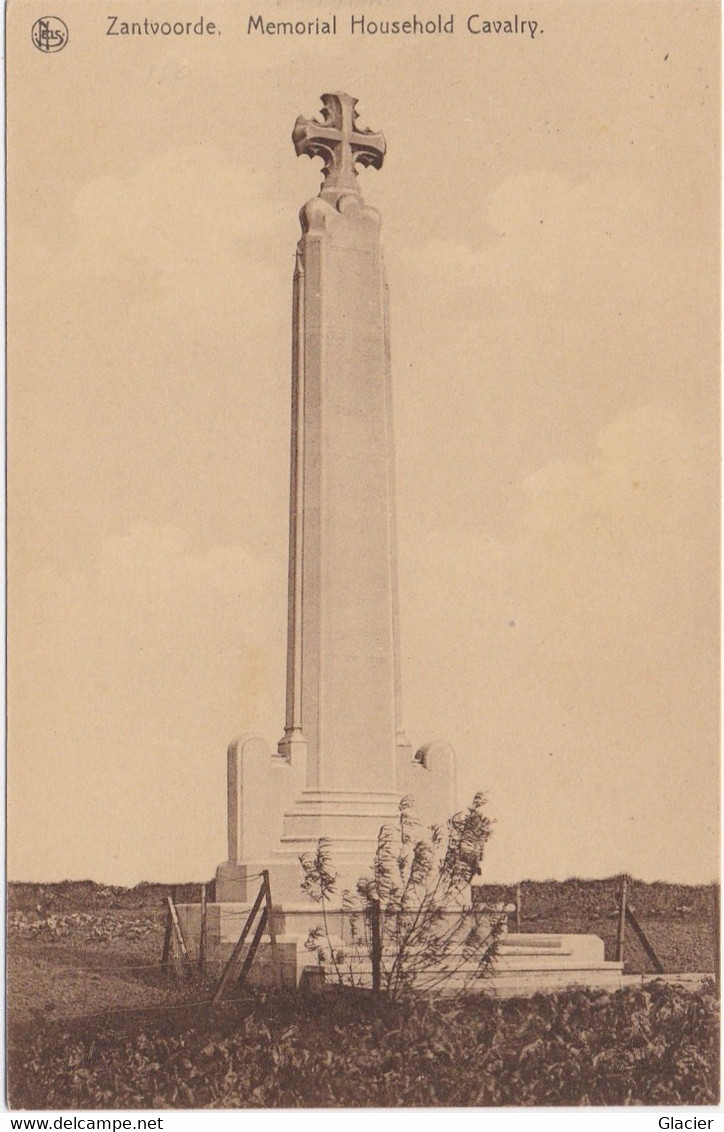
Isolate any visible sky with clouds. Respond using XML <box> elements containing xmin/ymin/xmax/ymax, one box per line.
<box><xmin>8</xmin><ymin>0</ymin><xmax>719</xmax><ymax>884</ymax></box>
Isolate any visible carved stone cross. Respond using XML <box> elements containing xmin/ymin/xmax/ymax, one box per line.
<box><xmin>292</xmin><ymin>92</ymin><xmax>386</xmax><ymax>198</ymax></box>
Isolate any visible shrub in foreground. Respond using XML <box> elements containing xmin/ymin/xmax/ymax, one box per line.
<box><xmin>300</xmin><ymin>794</ymin><xmax>500</xmax><ymax>997</ymax></box>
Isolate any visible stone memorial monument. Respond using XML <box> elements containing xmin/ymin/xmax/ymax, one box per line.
<box><xmin>215</xmin><ymin>91</ymin><xmax>455</xmax><ymax>909</ymax></box>
<box><xmin>178</xmin><ymin>94</ymin><xmax>623</xmax><ymax>994</ymax></box>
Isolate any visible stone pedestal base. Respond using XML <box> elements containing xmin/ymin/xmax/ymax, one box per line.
<box><xmin>216</xmin><ymin>732</ymin><xmax>460</xmax><ymax>904</ymax></box>
<box><xmin>175</xmin><ymin>901</ymin><xmax>624</xmax><ymax>996</ymax></box>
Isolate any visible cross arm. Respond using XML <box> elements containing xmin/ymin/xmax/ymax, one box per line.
<box><xmin>293</xmin><ymin>92</ymin><xmax>386</xmax><ymax>196</ymax></box>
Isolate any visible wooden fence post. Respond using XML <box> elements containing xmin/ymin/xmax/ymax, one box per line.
<box><xmin>615</xmin><ymin>874</ymin><xmax>627</xmax><ymax>964</ymax></box>
<box><xmin>167</xmin><ymin>892</ymin><xmax>193</xmax><ymax>979</ymax></box>
<box><xmin>625</xmin><ymin>905</ymin><xmax>664</xmax><ymax>974</ymax></box>
<box><xmin>712</xmin><ymin>883</ymin><xmax>720</xmax><ymax>985</ymax></box>
<box><xmin>370</xmin><ymin>898</ymin><xmax>382</xmax><ymax>998</ymax></box>
<box><xmin>211</xmin><ymin>878</ymin><xmax>266</xmax><ymax>1006</ymax></box>
<box><xmin>515</xmin><ymin>883</ymin><xmax>522</xmax><ymax>934</ymax></box>
<box><xmin>199</xmin><ymin>882</ymin><xmax>207</xmax><ymax>975</ymax></box>
<box><xmin>161</xmin><ymin>910</ymin><xmax>172</xmax><ymax>970</ymax></box>
<box><xmin>161</xmin><ymin>885</ymin><xmax>178</xmax><ymax>972</ymax></box>
<box><xmin>262</xmin><ymin>869</ymin><xmax>283</xmax><ymax>988</ymax></box>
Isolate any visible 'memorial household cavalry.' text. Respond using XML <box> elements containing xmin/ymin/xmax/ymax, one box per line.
<box><xmin>245</xmin><ymin>14</ymin><xmax>541</xmax><ymax>37</ymax></box>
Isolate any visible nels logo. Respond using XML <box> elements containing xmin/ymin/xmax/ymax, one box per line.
<box><xmin>31</xmin><ymin>16</ymin><xmax>69</xmax><ymax>52</ymax></box>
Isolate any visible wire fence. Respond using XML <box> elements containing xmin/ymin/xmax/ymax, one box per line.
<box><xmin>9</xmin><ymin>989</ymin><xmax>258</xmax><ymax>1021</ymax></box>
<box><xmin>8</xmin><ymin>876</ymin><xmax>719</xmax><ymax>1027</ymax></box>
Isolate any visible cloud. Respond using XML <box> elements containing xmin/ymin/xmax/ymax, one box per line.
<box><xmin>16</xmin><ymin>146</ymin><xmax>288</xmax><ymax>342</ymax></box>
<box><xmin>521</xmin><ymin>404</ymin><xmax>700</xmax><ymax>534</ymax></box>
<box><xmin>12</xmin><ymin>522</ymin><xmax>285</xmax><ymax>718</ymax></box>
<box><xmin>398</xmin><ymin>403</ymin><xmax>717</xmax><ymax>881</ymax></box>
<box><xmin>9</xmin><ymin>522</ymin><xmax>287</xmax><ymax>882</ymax></box>
<box><xmin>73</xmin><ymin>147</ymin><xmax>276</xmax><ymax>263</ymax></box>
<box><xmin>399</xmin><ymin>169</ymin><xmax>654</xmax><ymax>299</ymax></box>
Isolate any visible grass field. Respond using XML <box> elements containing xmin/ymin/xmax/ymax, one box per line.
<box><xmin>7</xmin><ymin>877</ymin><xmax>719</xmax><ymax>1109</ymax></box>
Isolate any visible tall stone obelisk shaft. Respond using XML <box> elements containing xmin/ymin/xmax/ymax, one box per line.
<box><xmin>277</xmin><ymin>93</ymin><xmax>404</xmax><ymax>859</ymax></box>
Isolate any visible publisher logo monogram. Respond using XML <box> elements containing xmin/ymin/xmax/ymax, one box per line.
<box><xmin>32</xmin><ymin>16</ymin><xmax>69</xmax><ymax>52</ymax></box>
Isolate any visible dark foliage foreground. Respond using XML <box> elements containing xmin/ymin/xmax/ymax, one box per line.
<box><xmin>9</xmin><ymin>980</ymin><xmax>718</xmax><ymax>1109</ymax></box>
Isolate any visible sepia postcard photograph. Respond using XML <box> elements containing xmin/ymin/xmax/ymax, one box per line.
<box><xmin>5</xmin><ymin>0</ymin><xmax>721</xmax><ymax>1116</ymax></box>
